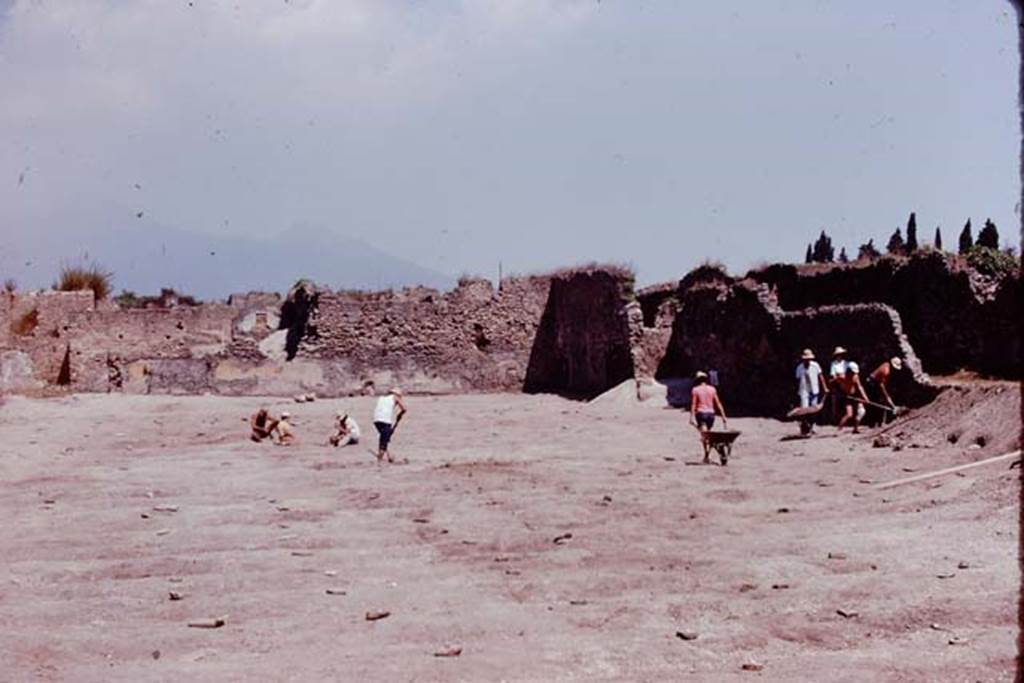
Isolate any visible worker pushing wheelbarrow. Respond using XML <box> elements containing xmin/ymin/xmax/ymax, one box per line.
<box><xmin>689</xmin><ymin>370</ymin><xmax>739</xmax><ymax>465</ymax></box>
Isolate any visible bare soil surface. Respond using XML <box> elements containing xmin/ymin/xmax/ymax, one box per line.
<box><xmin>0</xmin><ymin>385</ymin><xmax>1019</xmax><ymax>681</ymax></box>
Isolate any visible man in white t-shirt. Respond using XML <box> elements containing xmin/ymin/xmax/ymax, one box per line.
<box><xmin>373</xmin><ymin>388</ymin><xmax>407</xmax><ymax>463</ymax></box>
<box><xmin>828</xmin><ymin>346</ymin><xmax>849</xmax><ymax>422</ymax></box>
<box><xmin>329</xmin><ymin>410</ymin><xmax>361</xmax><ymax>447</ymax></box>
<box><xmin>795</xmin><ymin>348</ymin><xmax>828</xmax><ymax>408</ymax></box>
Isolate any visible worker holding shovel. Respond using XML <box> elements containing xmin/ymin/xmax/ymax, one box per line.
<box><xmin>373</xmin><ymin>388</ymin><xmax>406</xmax><ymax>463</ymax></box>
<box><xmin>836</xmin><ymin>363</ymin><xmax>870</xmax><ymax>434</ymax></box>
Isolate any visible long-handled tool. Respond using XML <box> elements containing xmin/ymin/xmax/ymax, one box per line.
<box><xmin>847</xmin><ymin>395</ymin><xmax>897</xmax><ymax>412</ymax></box>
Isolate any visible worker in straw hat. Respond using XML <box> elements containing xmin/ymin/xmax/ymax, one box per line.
<box><xmin>689</xmin><ymin>370</ymin><xmax>728</xmax><ymax>464</ymax></box>
<box><xmin>373</xmin><ymin>388</ymin><xmax>407</xmax><ymax>463</ymax></box>
<box><xmin>865</xmin><ymin>356</ymin><xmax>904</xmax><ymax>422</ymax></box>
<box><xmin>795</xmin><ymin>348</ymin><xmax>829</xmax><ymax>410</ymax></box>
<box><xmin>827</xmin><ymin>346</ymin><xmax>850</xmax><ymax>423</ymax></box>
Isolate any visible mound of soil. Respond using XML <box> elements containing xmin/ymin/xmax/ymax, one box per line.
<box><xmin>868</xmin><ymin>381</ymin><xmax>1020</xmax><ymax>456</ymax></box>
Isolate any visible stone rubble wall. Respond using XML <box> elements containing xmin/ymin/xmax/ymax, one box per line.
<box><xmin>0</xmin><ymin>255</ymin><xmax>1013</xmax><ymax>414</ymax></box>
<box><xmin>654</xmin><ymin>277</ymin><xmax>938</xmax><ymax>415</ymax></box>
<box><xmin>746</xmin><ymin>252</ymin><xmax>1021</xmax><ymax>378</ymax></box>
<box><xmin>0</xmin><ymin>275</ymin><xmax>552</xmax><ymax>398</ymax></box>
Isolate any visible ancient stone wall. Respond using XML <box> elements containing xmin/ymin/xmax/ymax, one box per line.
<box><xmin>296</xmin><ymin>276</ymin><xmax>551</xmax><ymax>395</ymax></box>
<box><xmin>523</xmin><ymin>268</ymin><xmax>636</xmax><ymax>398</ymax></box>
<box><xmin>0</xmin><ymin>275</ymin><xmax>553</xmax><ymax>398</ymax></box>
<box><xmin>747</xmin><ymin>252</ymin><xmax>1021</xmax><ymax>378</ymax></box>
<box><xmin>656</xmin><ymin>278</ymin><xmax>937</xmax><ymax>415</ymax></box>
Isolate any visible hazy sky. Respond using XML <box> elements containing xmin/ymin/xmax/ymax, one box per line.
<box><xmin>1</xmin><ymin>1</ymin><xmax>1019</xmax><ymax>291</ymax></box>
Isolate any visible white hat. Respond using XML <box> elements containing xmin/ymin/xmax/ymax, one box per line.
<box><xmin>390</xmin><ymin>387</ymin><xmax>403</xmax><ymax>396</ymax></box>
<box><xmin>280</xmin><ymin>411</ymin><xmax>291</xmax><ymax>419</ymax></box>
<box><xmin>833</xmin><ymin>346</ymin><xmax>847</xmax><ymax>356</ymax></box>
<box><xmin>694</xmin><ymin>370</ymin><xmax>708</xmax><ymax>380</ymax></box>
<box><xmin>801</xmin><ymin>349</ymin><xmax>815</xmax><ymax>360</ymax></box>
<box><xmin>890</xmin><ymin>357</ymin><xmax>903</xmax><ymax>370</ymax></box>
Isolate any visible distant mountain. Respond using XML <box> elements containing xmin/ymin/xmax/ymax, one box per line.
<box><xmin>2</xmin><ymin>212</ymin><xmax>455</xmax><ymax>300</ymax></box>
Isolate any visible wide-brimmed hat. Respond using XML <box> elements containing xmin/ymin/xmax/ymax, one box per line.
<box><xmin>280</xmin><ymin>411</ymin><xmax>291</xmax><ymax>419</ymax></box>
<box><xmin>801</xmin><ymin>349</ymin><xmax>815</xmax><ymax>360</ymax></box>
<box><xmin>694</xmin><ymin>370</ymin><xmax>708</xmax><ymax>380</ymax></box>
<box><xmin>832</xmin><ymin>346</ymin><xmax>847</xmax><ymax>356</ymax></box>
<box><xmin>390</xmin><ymin>387</ymin><xmax>403</xmax><ymax>396</ymax></box>
<box><xmin>890</xmin><ymin>357</ymin><xmax>903</xmax><ymax>370</ymax></box>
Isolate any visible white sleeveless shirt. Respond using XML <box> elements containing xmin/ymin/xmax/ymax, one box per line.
<box><xmin>374</xmin><ymin>394</ymin><xmax>397</xmax><ymax>424</ymax></box>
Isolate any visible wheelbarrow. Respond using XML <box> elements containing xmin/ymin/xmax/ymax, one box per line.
<box><xmin>701</xmin><ymin>429</ymin><xmax>742</xmax><ymax>465</ymax></box>
<box><xmin>786</xmin><ymin>403</ymin><xmax>825</xmax><ymax>436</ymax></box>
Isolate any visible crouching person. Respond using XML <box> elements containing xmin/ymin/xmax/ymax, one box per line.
<box><xmin>251</xmin><ymin>407</ymin><xmax>279</xmax><ymax>442</ymax></box>
<box><xmin>329</xmin><ymin>410</ymin><xmax>361</xmax><ymax>447</ymax></box>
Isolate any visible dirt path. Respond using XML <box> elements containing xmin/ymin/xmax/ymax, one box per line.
<box><xmin>0</xmin><ymin>391</ymin><xmax>1017</xmax><ymax>681</ymax></box>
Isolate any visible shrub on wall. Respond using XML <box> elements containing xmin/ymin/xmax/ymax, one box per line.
<box><xmin>966</xmin><ymin>246</ymin><xmax>1019</xmax><ymax>279</ymax></box>
<box><xmin>56</xmin><ymin>262</ymin><xmax>113</xmax><ymax>300</ymax></box>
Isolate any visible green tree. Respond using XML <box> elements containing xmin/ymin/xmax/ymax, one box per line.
<box><xmin>811</xmin><ymin>230</ymin><xmax>835</xmax><ymax>262</ymax></box>
<box><xmin>977</xmin><ymin>218</ymin><xmax>999</xmax><ymax>249</ymax></box>
<box><xmin>887</xmin><ymin>228</ymin><xmax>905</xmax><ymax>255</ymax></box>
<box><xmin>804</xmin><ymin>244</ymin><xmax>812</xmax><ymax>264</ymax></box>
<box><xmin>858</xmin><ymin>239</ymin><xmax>880</xmax><ymax>260</ymax></box>
<box><xmin>838</xmin><ymin>247</ymin><xmax>849</xmax><ymax>263</ymax></box>
<box><xmin>934</xmin><ymin>226</ymin><xmax>943</xmax><ymax>251</ymax></box>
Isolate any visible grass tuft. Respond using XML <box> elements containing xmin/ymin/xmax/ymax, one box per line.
<box><xmin>55</xmin><ymin>262</ymin><xmax>113</xmax><ymax>300</ymax></box>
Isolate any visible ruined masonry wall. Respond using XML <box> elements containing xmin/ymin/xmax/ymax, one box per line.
<box><xmin>0</xmin><ymin>276</ymin><xmax>552</xmax><ymax>397</ymax></box>
<box><xmin>300</xmin><ymin>276</ymin><xmax>551</xmax><ymax>394</ymax></box>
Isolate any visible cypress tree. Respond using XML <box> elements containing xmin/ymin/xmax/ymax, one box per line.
<box><xmin>958</xmin><ymin>219</ymin><xmax>973</xmax><ymax>254</ymax></box>
<box><xmin>905</xmin><ymin>212</ymin><xmax>918</xmax><ymax>252</ymax></box>
<box><xmin>811</xmin><ymin>230</ymin><xmax>835</xmax><ymax>262</ymax></box>
<box><xmin>934</xmin><ymin>226</ymin><xmax>943</xmax><ymax>251</ymax></box>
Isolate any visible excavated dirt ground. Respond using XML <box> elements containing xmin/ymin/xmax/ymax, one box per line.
<box><xmin>0</xmin><ymin>385</ymin><xmax>1019</xmax><ymax>681</ymax></box>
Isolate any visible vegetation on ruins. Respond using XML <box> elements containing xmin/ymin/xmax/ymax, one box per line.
<box><xmin>3</xmin><ymin>278</ymin><xmax>16</xmax><ymax>294</ymax></box>
<box><xmin>965</xmin><ymin>245</ymin><xmax>1018</xmax><ymax>279</ymax></box>
<box><xmin>55</xmin><ymin>262</ymin><xmax>113</xmax><ymax>300</ymax></box>
<box><xmin>115</xmin><ymin>288</ymin><xmax>200</xmax><ymax>309</ymax></box>
<box><xmin>958</xmin><ymin>219</ymin><xmax>973</xmax><ymax>254</ymax></box>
